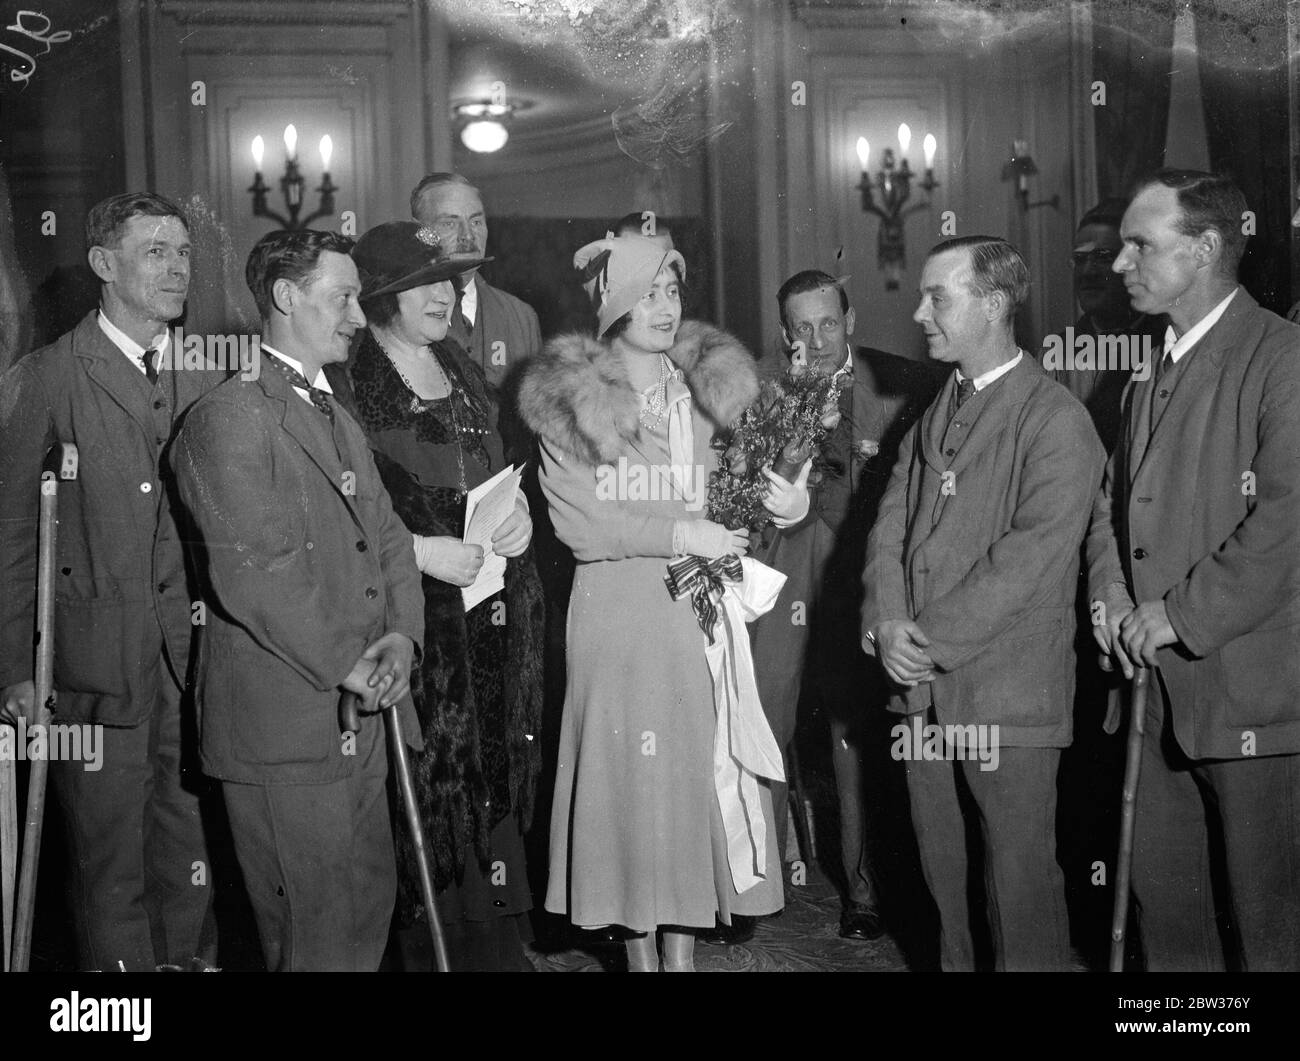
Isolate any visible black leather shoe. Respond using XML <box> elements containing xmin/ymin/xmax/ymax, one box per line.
<box><xmin>697</xmin><ymin>914</ymin><xmax>757</xmax><ymax>946</ymax></box>
<box><xmin>838</xmin><ymin>902</ymin><xmax>885</xmax><ymax>941</ymax></box>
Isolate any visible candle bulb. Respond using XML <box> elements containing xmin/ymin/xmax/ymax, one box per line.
<box><xmin>319</xmin><ymin>135</ymin><xmax>333</xmax><ymax>173</ymax></box>
<box><xmin>251</xmin><ymin>135</ymin><xmax>264</xmax><ymax>172</ymax></box>
<box><xmin>856</xmin><ymin>137</ymin><xmax>870</xmax><ymax>171</ymax></box>
<box><xmin>923</xmin><ymin>133</ymin><xmax>937</xmax><ymax>170</ymax></box>
<box><xmin>898</xmin><ymin>123</ymin><xmax>912</xmax><ymax>159</ymax></box>
<box><xmin>283</xmin><ymin>123</ymin><xmax>298</xmax><ymax>162</ymax></box>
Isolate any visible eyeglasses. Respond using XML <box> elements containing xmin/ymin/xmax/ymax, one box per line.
<box><xmin>1070</xmin><ymin>249</ymin><xmax>1118</xmax><ymax>269</ymax></box>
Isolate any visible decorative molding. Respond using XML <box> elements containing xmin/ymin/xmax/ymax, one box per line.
<box><xmin>158</xmin><ymin>1</ymin><xmax>411</xmax><ymax>26</ymax></box>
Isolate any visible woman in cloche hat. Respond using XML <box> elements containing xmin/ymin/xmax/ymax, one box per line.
<box><xmin>517</xmin><ymin>235</ymin><xmax>809</xmax><ymax>971</ymax></box>
<box><xmin>325</xmin><ymin>220</ymin><xmax>545</xmax><ymax>971</ymax></box>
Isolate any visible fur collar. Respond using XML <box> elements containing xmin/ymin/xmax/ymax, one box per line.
<box><xmin>517</xmin><ymin>319</ymin><xmax>759</xmax><ymax>465</ymax></box>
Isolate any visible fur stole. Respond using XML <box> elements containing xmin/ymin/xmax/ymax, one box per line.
<box><xmin>517</xmin><ymin>320</ymin><xmax>760</xmax><ymax>465</ymax></box>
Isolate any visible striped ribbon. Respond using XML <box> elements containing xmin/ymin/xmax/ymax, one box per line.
<box><xmin>663</xmin><ymin>554</ymin><xmax>743</xmax><ymax>644</ymax></box>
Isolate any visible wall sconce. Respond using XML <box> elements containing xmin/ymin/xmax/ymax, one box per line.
<box><xmin>453</xmin><ymin>100</ymin><xmax>514</xmax><ymax>154</ymax></box>
<box><xmin>856</xmin><ymin>124</ymin><xmax>939</xmax><ymax>290</ymax></box>
<box><xmin>248</xmin><ymin>125</ymin><xmax>338</xmax><ymax>231</ymax></box>
<box><xmin>1002</xmin><ymin>140</ymin><xmax>1059</xmax><ymax>213</ymax></box>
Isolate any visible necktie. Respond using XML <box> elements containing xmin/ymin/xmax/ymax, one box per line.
<box><xmin>955</xmin><ymin>377</ymin><xmax>975</xmax><ymax>408</ymax></box>
<box><xmin>141</xmin><ymin>347</ymin><xmax>160</xmax><ymax>386</ymax></box>
<box><xmin>264</xmin><ymin>356</ymin><xmax>335</xmax><ymax>423</ymax></box>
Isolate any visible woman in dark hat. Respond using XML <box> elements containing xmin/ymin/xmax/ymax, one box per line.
<box><xmin>326</xmin><ymin>220</ymin><xmax>544</xmax><ymax>971</ymax></box>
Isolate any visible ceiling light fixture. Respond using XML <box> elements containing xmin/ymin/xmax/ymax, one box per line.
<box><xmin>453</xmin><ymin>100</ymin><xmax>515</xmax><ymax>154</ymax></box>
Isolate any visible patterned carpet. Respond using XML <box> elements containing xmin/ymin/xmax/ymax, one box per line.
<box><xmin>525</xmin><ymin>862</ymin><xmax>909</xmax><ymax>972</ymax></box>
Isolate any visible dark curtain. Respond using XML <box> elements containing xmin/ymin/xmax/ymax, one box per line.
<box><xmin>1091</xmin><ymin>0</ymin><xmax>1177</xmax><ymax>199</ymax></box>
<box><xmin>481</xmin><ymin>216</ymin><xmax>715</xmax><ymax>339</ymax></box>
<box><xmin>1194</xmin><ymin>1</ymin><xmax>1292</xmax><ymax>313</ymax></box>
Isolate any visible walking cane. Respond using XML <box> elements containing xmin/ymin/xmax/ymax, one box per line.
<box><xmin>341</xmin><ymin>691</ymin><xmax>451</xmax><ymax>972</ymax></box>
<box><xmin>1</xmin><ymin>721</ymin><xmax>16</xmax><ymax>970</ymax></box>
<box><xmin>1109</xmin><ymin>665</ymin><xmax>1149</xmax><ymax>972</ymax></box>
<box><xmin>11</xmin><ymin>443</ymin><xmax>78</xmax><ymax>972</ymax></box>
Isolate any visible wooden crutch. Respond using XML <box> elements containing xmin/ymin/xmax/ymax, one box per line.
<box><xmin>341</xmin><ymin>691</ymin><xmax>451</xmax><ymax>971</ymax></box>
<box><xmin>11</xmin><ymin>443</ymin><xmax>78</xmax><ymax>972</ymax></box>
<box><xmin>1109</xmin><ymin>666</ymin><xmax>1149</xmax><ymax>972</ymax></box>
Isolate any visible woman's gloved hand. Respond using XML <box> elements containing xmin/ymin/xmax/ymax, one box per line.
<box><xmin>674</xmin><ymin>519</ymin><xmax>750</xmax><ymax>559</ymax></box>
<box><xmin>761</xmin><ymin>460</ymin><xmax>812</xmax><ymax>528</ymax></box>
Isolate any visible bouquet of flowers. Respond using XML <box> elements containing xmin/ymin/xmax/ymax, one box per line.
<box><xmin>706</xmin><ymin>361</ymin><xmax>844</xmax><ymax>532</ymax></box>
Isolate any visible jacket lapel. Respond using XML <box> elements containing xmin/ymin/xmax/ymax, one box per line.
<box><xmin>1132</xmin><ymin>289</ymin><xmax>1248</xmax><ymax>484</ymax></box>
<box><xmin>920</xmin><ymin>354</ymin><xmax>1037</xmax><ymax>475</ymax></box>
<box><xmin>260</xmin><ymin>368</ymin><xmax>364</xmax><ymax>529</ymax></box>
<box><xmin>72</xmin><ymin>312</ymin><xmax>156</xmax><ymax>436</ymax></box>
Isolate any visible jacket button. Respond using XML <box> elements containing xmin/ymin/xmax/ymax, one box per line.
<box><xmin>140</xmin><ymin>482</ymin><xmax>152</xmax><ymax>493</ymax></box>
<box><xmin>365</xmin><ymin>587</ymin><xmax>378</xmax><ymax>599</ymax></box>
<box><xmin>1159</xmin><ymin>389</ymin><xmax>1170</xmax><ymax>398</ymax></box>
<box><xmin>1133</xmin><ymin>548</ymin><xmax>1147</xmax><ymax>560</ymax></box>
<box><xmin>153</xmin><ymin>400</ymin><xmax>164</xmax><ymax>410</ymax></box>
<box><xmin>356</xmin><ymin>540</ymin><xmax>368</xmax><ymax>552</ymax></box>
<box><xmin>945</xmin><ymin>448</ymin><xmax>955</xmax><ymax>457</ymax></box>
<box><xmin>305</xmin><ymin>541</ymin><xmax>314</xmax><ymax>550</ymax></box>
<box><xmin>157</xmin><ymin>582</ymin><xmax>168</xmax><ymax>594</ymax></box>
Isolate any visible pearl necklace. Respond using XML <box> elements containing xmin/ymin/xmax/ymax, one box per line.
<box><xmin>638</xmin><ymin>353</ymin><xmax>673</xmax><ymax>430</ymax></box>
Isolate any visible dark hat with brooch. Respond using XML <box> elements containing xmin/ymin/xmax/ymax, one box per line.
<box><xmin>352</xmin><ymin>220</ymin><xmax>492</xmax><ymax>300</ymax></box>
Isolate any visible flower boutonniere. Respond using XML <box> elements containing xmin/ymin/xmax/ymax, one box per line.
<box><xmin>856</xmin><ymin>439</ymin><xmax>880</xmax><ymax>460</ymax></box>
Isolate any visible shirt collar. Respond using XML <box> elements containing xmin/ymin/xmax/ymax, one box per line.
<box><xmin>97</xmin><ymin>309</ymin><xmax>169</xmax><ymax>367</ymax></box>
<box><xmin>956</xmin><ymin>350</ymin><xmax>1023</xmax><ymax>391</ymax></box>
<box><xmin>260</xmin><ymin>343</ymin><xmax>333</xmax><ymax>394</ymax></box>
<box><xmin>460</xmin><ymin>276</ymin><xmax>479</xmax><ymax>325</ymax></box>
<box><xmin>1164</xmin><ymin>287</ymin><xmax>1238</xmax><ymax>364</ymax></box>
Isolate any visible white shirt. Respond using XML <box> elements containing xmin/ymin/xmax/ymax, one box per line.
<box><xmin>460</xmin><ymin>276</ymin><xmax>479</xmax><ymax>327</ymax></box>
<box><xmin>1163</xmin><ymin>287</ymin><xmax>1238</xmax><ymax>364</ymax></box>
<box><xmin>957</xmin><ymin>350</ymin><xmax>1023</xmax><ymax>392</ymax></box>
<box><xmin>97</xmin><ymin>310</ymin><xmax>169</xmax><ymax>375</ymax></box>
<box><xmin>260</xmin><ymin>343</ymin><xmax>332</xmax><ymax>406</ymax></box>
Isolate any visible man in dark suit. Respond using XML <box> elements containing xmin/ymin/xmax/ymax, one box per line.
<box><xmin>750</xmin><ymin>270</ymin><xmax>944</xmax><ymax>941</ymax></box>
<box><xmin>0</xmin><ymin>192</ymin><xmax>221</xmax><ymax>971</ymax></box>
<box><xmin>410</xmin><ymin>172</ymin><xmax>542</xmax><ymax>399</ymax></box>
<box><xmin>172</xmin><ymin>230</ymin><xmax>424</xmax><ymax>971</ymax></box>
<box><xmin>1087</xmin><ymin>170</ymin><xmax>1300</xmax><ymax>971</ymax></box>
<box><xmin>862</xmin><ymin>237</ymin><xmax>1105</xmax><ymax>971</ymax></box>
<box><xmin>1044</xmin><ymin>198</ymin><xmax>1168</xmax><ymax>454</ymax></box>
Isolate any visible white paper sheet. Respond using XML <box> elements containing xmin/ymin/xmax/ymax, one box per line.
<box><xmin>461</xmin><ymin>463</ymin><xmax>521</xmax><ymax>611</ymax></box>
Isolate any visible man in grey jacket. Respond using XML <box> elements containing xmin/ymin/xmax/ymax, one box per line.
<box><xmin>1087</xmin><ymin>170</ymin><xmax>1300</xmax><ymax>971</ymax></box>
<box><xmin>862</xmin><ymin>236</ymin><xmax>1105</xmax><ymax>971</ymax></box>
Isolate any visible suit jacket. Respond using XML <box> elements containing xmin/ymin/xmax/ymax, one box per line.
<box><xmin>862</xmin><ymin>354</ymin><xmax>1106</xmax><ymax>747</ymax></box>
<box><xmin>451</xmin><ymin>277</ymin><xmax>542</xmax><ymax>391</ymax></box>
<box><xmin>1086</xmin><ymin>289</ymin><xmax>1300</xmax><ymax>759</ymax></box>
<box><xmin>0</xmin><ymin>310</ymin><xmax>225</xmax><ymax>725</ymax></box>
<box><xmin>753</xmin><ymin>348</ymin><xmax>944</xmax><ymax>727</ymax></box>
<box><xmin>171</xmin><ymin>363</ymin><xmax>424</xmax><ymax>785</ymax></box>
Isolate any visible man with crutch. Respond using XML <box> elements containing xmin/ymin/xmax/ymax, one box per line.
<box><xmin>0</xmin><ymin>192</ymin><xmax>222</xmax><ymax>971</ymax></box>
<box><xmin>1087</xmin><ymin>170</ymin><xmax>1300</xmax><ymax>971</ymax></box>
<box><xmin>172</xmin><ymin>230</ymin><xmax>424</xmax><ymax>971</ymax></box>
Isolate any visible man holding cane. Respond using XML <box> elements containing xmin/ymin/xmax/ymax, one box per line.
<box><xmin>1087</xmin><ymin>170</ymin><xmax>1300</xmax><ymax>971</ymax></box>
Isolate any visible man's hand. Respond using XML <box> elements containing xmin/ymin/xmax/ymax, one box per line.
<box><xmin>1091</xmin><ymin>598</ymin><xmax>1136</xmax><ymax>678</ymax></box>
<box><xmin>359</xmin><ymin>632</ymin><xmax>416</xmax><ymax>709</ymax></box>
<box><xmin>1119</xmin><ymin>600</ymin><xmax>1178</xmax><ymax>668</ymax></box>
<box><xmin>1</xmin><ymin>679</ymin><xmax>36</xmax><ymax>727</ymax></box>
<box><xmin>491</xmin><ymin>499</ymin><xmax>533</xmax><ymax>558</ymax></box>
<box><xmin>341</xmin><ymin>659</ymin><xmax>382</xmax><ymax>713</ymax></box>
<box><xmin>873</xmin><ymin>620</ymin><xmax>937</xmax><ymax>687</ymax></box>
